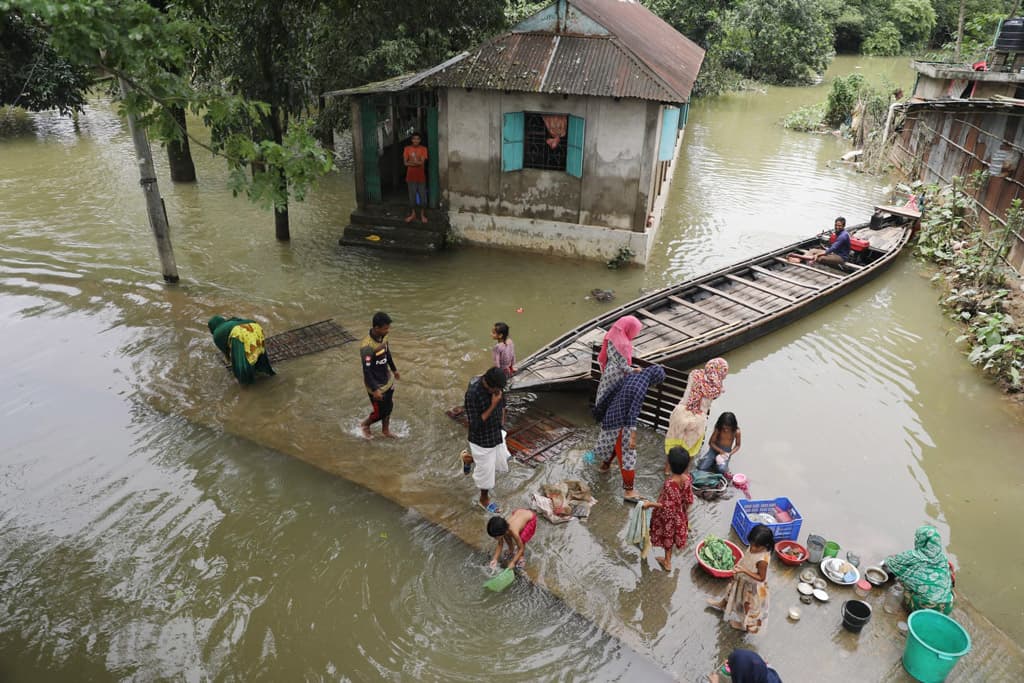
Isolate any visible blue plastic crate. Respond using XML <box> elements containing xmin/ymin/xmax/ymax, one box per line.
<box><xmin>731</xmin><ymin>497</ymin><xmax>802</xmax><ymax>545</ymax></box>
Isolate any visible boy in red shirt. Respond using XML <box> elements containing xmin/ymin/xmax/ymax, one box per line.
<box><xmin>403</xmin><ymin>133</ymin><xmax>428</xmax><ymax>223</ymax></box>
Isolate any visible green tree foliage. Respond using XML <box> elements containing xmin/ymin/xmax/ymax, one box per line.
<box><xmin>1</xmin><ymin>0</ymin><xmax>336</xmax><ymax>240</ymax></box>
<box><xmin>741</xmin><ymin>0</ymin><xmax>834</xmax><ymax>84</ymax></box>
<box><xmin>862</xmin><ymin>22</ymin><xmax>903</xmax><ymax>55</ymax></box>
<box><xmin>0</xmin><ymin>10</ymin><xmax>92</xmax><ymax>114</ymax></box>
<box><xmin>888</xmin><ymin>0</ymin><xmax>936</xmax><ymax>49</ymax></box>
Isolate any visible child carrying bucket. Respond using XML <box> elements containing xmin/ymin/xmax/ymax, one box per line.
<box><xmin>487</xmin><ymin>508</ymin><xmax>537</xmax><ymax>570</ymax></box>
<box><xmin>707</xmin><ymin>523</ymin><xmax>774</xmax><ymax>633</ymax></box>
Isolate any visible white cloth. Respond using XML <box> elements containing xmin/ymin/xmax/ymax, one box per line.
<box><xmin>470</xmin><ymin>436</ymin><xmax>510</xmax><ymax>490</ymax></box>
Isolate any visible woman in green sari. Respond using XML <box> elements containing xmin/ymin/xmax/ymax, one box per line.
<box><xmin>208</xmin><ymin>315</ymin><xmax>276</xmax><ymax>384</ymax></box>
<box><xmin>885</xmin><ymin>525</ymin><xmax>955</xmax><ymax>615</ymax></box>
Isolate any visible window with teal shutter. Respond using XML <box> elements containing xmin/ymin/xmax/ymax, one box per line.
<box><xmin>502</xmin><ymin>112</ymin><xmax>524</xmax><ymax>172</ymax></box>
<box><xmin>679</xmin><ymin>102</ymin><xmax>689</xmax><ymax>128</ymax></box>
<box><xmin>658</xmin><ymin>107</ymin><xmax>680</xmax><ymax>161</ymax></box>
<box><xmin>567</xmin><ymin>115</ymin><xmax>585</xmax><ymax>178</ymax></box>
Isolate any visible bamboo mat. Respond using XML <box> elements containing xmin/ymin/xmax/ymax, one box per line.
<box><xmin>265</xmin><ymin>319</ymin><xmax>356</xmax><ymax>363</ymax></box>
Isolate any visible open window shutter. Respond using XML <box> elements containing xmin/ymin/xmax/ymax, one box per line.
<box><xmin>658</xmin><ymin>107</ymin><xmax>680</xmax><ymax>161</ymax></box>
<box><xmin>679</xmin><ymin>102</ymin><xmax>689</xmax><ymax>129</ymax></box>
<box><xmin>502</xmin><ymin>112</ymin><xmax>524</xmax><ymax>172</ymax></box>
<box><xmin>567</xmin><ymin>115</ymin><xmax>585</xmax><ymax>178</ymax></box>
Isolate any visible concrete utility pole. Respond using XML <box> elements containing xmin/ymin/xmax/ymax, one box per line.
<box><xmin>118</xmin><ymin>77</ymin><xmax>180</xmax><ymax>283</ymax></box>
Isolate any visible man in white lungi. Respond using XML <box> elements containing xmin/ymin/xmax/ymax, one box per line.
<box><xmin>464</xmin><ymin>367</ymin><xmax>509</xmax><ymax>513</ymax></box>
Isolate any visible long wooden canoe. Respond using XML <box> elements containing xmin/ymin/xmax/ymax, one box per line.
<box><xmin>510</xmin><ymin>215</ymin><xmax>914</xmax><ymax>393</ymax></box>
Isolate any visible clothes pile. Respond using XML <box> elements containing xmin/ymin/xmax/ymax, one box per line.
<box><xmin>531</xmin><ymin>480</ymin><xmax>597</xmax><ymax>524</ymax></box>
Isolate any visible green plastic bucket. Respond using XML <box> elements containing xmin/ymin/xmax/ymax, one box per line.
<box><xmin>903</xmin><ymin>610</ymin><xmax>971</xmax><ymax>683</ymax></box>
<box><xmin>483</xmin><ymin>568</ymin><xmax>515</xmax><ymax>593</ymax></box>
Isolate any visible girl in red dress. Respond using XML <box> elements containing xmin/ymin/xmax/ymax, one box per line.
<box><xmin>645</xmin><ymin>446</ymin><xmax>694</xmax><ymax>571</ymax></box>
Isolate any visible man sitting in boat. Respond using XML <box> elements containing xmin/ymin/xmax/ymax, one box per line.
<box><xmin>794</xmin><ymin>216</ymin><xmax>850</xmax><ymax>268</ymax></box>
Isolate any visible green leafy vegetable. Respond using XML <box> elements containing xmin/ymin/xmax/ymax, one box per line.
<box><xmin>699</xmin><ymin>534</ymin><xmax>736</xmax><ymax>570</ymax></box>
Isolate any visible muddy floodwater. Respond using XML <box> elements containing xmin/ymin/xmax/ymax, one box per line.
<box><xmin>1</xmin><ymin>56</ymin><xmax>1022</xmax><ymax>680</ymax></box>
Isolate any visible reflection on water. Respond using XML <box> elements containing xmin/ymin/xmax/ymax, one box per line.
<box><xmin>1</xmin><ymin>55</ymin><xmax>1022</xmax><ymax>679</ymax></box>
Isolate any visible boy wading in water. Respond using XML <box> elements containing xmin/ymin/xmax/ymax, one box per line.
<box><xmin>359</xmin><ymin>311</ymin><xmax>400</xmax><ymax>438</ymax></box>
<box><xmin>487</xmin><ymin>509</ymin><xmax>537</xmax><ymax>569</ymax></box>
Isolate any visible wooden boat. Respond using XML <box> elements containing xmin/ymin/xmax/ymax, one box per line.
<box><xmin>510</xmin><ymin>213</ymin><xmax>916</xmax><ymax>392</ymax></box>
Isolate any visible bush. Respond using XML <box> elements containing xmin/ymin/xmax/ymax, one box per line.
<box><xmin>824</xmin><ymin>73</ymin><xmax>865</xmax><ymax>127</ymax></box>
<box><xmin>782</xmin><ymin>103</ymin><xmax>826</xmax><ymax>131</ymax></box>
<box><xmin>742</xmin><ymin>0</ymin><xmax>835</xmax><ymax>85</ymax></box>
<box><xmin>862</xmin><ymin>23</ymin><xmax>902</xmax><ymax>56</ymax></box>
<box><xmin>0</xmin><ymin>106</ymin><xmax>34</xmax><ymax>137</ymax></box>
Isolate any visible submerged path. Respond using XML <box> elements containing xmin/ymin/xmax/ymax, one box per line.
<box><xmin>175</xmin><ymin>373</ymin><xmax>1024</xmax><ymax>682</ymax></box>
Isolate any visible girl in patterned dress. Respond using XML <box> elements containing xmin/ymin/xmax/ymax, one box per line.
<box><xmin>708</xmin><ymin>524</ymin><xmax>774</xmax><ymax>633</ymax></box>
<box><xmin>645</xmin><ymin>447</ymin><xmax>694</xmax><ymax>571</ymax></box>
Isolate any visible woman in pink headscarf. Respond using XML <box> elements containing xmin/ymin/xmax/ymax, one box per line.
<box><xmin>664</xmin><ymin>357</ymin><xmax>729</xmax><ymax>456</ymax></box>
<box><xmin>593</xmin><ymin>315</ymin><xmax>643</xmax><ymax>416</ymax></box>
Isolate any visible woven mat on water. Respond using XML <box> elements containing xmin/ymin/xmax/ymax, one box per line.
<box><xmin>445</xmin><ymin>405</ymin><xmax>583</xmax><ymax>468</ymax></box>
<box><xmin>265</xmin><ymin>319</ymin><xmax>356</xmax><ymax>363</ymax></box>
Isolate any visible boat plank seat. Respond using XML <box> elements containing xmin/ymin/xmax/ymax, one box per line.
<box><xmin>637</xmin><ymin>307</ymin><xmax>700</xmax><ymax>338</ymax></box>
<box><xmin>749</xmin><ymin>265</ymin><xmax>824</xmax><ymax>290</ymax></box>
<box><xmin>667</xmin><ymin>295</ymin><xmax>737</xmax><ymax>324</ymax></box>
<box><xmin>773</xmin><ymin>256</ymin><xmax>845</xmax><ymax>279</ymax></box>
<box><xmin>724</xmin><ymin>274</ymin><xmax>799</xmax><ymax>302</ymax></box>
<box><xmin>697</xmin><ymin>284</ymin><xmax>770</xmax><ymax>313</ymax></box>
<box><xmin>841</xmin><ymin>261</ymin><xmax>866</xmax><ymax>271</ymax></box>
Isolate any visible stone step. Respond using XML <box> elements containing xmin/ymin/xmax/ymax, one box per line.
<box><xmin>340</xmin><ymin>223</ymin><xmax>447</xmax><ymax>253</ymax></box>
<box><xmin>349</xmin><ymin>208</ymin><xmax>449</xmax><ymax>230</ymax></box>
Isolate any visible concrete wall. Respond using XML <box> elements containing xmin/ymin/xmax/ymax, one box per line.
<box><xmin>440</xmin><ymin>89</ymin><xmax>666</xmax><ymax>262</ymax></box>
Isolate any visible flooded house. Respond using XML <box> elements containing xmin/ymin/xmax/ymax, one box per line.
<box><xmin>327</xmin><ymin>0</ymin><xmax>704</xmax><ymax>263</ymax></box>
<box><xmin>889</xmin><ymin>18</ymin><xmax>1024</xmax><ymax>272</ymax></box>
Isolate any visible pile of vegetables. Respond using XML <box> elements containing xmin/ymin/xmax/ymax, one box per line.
<box><xmin>699</xmin><ymin>534</ymin><xmax>736</xmax><ymax>570</ymax></box>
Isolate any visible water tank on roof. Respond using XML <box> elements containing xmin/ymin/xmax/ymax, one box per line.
<box><xmin>995</xmin><ymin>18</ymin><xmax>1024</xmax><ymax>51</ymax></box>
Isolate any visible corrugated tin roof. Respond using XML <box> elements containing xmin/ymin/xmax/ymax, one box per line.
<box><xmin>328</xmin><ymin>0</ymin><xmax>704</xmax><ymax>102</ymax></box>
<box><xmin>572</xmin><ymin>0</ymin><xmax>704</xmax><ymax>102</ymax></box>
<box><xmin>423</xmin><ymin>33</ymin><xmax>681</xmax><ymax>102</ymax></box>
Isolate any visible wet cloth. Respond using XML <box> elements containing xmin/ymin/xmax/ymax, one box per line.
<box><xmin>531</xmin><ymin>480</ymin><xmax>597</xmax><ymax>523</ymax></box>
<box><xmin>722</xmin><ymin>549</ymin><xmax>770</xmax><ymax>633</ymax></box>
<box><xmin>469</xmin><ymin>438</ymin><xmax>510</xmax><ymax>491</ymax></box>
<box><xmin>885</xmin><ymin>525</ymin><xmax>954</xmax><ymax>614</ymax></box>
<box><xmin>601</xmin><ymin>366</ymin><xmax>666</xmax><ymax>431</ymax></box>
<box><xmin>727</xmin><ymin>649</ymin><xmax>782</xmax><ymax>683</ymax></box>
<box><xmin>664</xmin><ymin>358</ymin><xmax>728</xmax><ymax>455</ymax></box>
<box><xmin>492</xmin><ymin>340</ymin><xmax>516</xmax><ymax>376</ymax></box>
<box><xmin>625</xmin><ymin>499</ymin><xmax>653</xmax><ymax>559</ymax></box>
<box><xmin>207</xmin><ymin>315</ymin><xmax>276</xmax><ymax>385</ymax></box>
<box><xmin>649</xmin><ymin>476</ymin><xmax>693</xmax><ymax>551</ymax></box>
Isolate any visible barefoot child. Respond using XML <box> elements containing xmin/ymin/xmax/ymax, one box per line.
<box><xmin>696</xmin><ymin>412</ymin><xmax>741</xmax><ymax>475</ymax></box>
<box><xmin>487</xmin><ymin>509</ymin><xmax>537</xmax><ymax>569</ymax></box>
<box><xmin>491</xmin><ymin>322</ymin><xmax>516</xmax><ymax>377</ymax></box>
<box><xmin>707</xmin><ymin>524</ymin><xmax>774</xmax><ymax>633</ymax></box>
<box><xmin>645</xmin><ymin>446</ymin><xmax>694</xmax><ymax>571</ymax></box>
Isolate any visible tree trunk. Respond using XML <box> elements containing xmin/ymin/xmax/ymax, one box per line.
<box><xmin>118</xmin><ymin>77</ymin><xmax>180</xmax><ymax>283</ymax></box>
<box><xmin>317</xmin><ymin>95</ymin><xmax>334</xmax><ymax>150</ymax></box>
<box><xmin>167</xmin><ymin>105</ymin><xmax>197</xmax><ymax>182</ymax></box>
<box><xmin>954</xmin><ymin>0</ymin><xmax>966</xmax><ymax>63</ymax></box>
<box><xmin>270</xmin><ymin>105</ymin><xmax>290</xmax><ymax>241</ymax></box>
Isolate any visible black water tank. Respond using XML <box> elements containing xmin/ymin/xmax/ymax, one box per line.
<box><xmin>995</xmin><ymin>17</ymin><xmax>1024</xmax><ymax>51</ymax></box>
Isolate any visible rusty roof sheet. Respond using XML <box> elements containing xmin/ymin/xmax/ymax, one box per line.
<box><xmin>425</xmin><ymin>32</ymin><xmax>685</xmax><ymax>102</ymax></box>
<box><xmin>572</xmin><ymin>0</ymin><xmax>704</xmax><ymax>102</ymax></box>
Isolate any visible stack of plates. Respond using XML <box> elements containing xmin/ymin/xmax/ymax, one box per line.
<box><xmin>821</xmin><ymin>557</ymin><xmax>860</xmax><ymax>585</ymax></box>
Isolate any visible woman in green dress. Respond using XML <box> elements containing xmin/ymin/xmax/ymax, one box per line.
<box><xmin>208</xmin><ymin>315</ymin><xmax>276</xmax><ymax>384</ymax></box>
<box><xmin>885</xmin><ymin>525</ymin><xmax>955</xmax><ymax>614</ymax></box>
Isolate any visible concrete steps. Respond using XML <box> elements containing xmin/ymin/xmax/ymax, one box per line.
<box><xmin>340</xmin><ymin>222</ymin><xmax>447</xmax><ymax>253</ymax></box>
<box><xmin>340</xmin><ymin>204</ymin><xmax>449</xmax><ymax>253</ymax></box>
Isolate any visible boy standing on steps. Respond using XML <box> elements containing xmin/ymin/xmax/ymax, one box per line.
<box><xmin>360</xmin><ymin>311</ymin><xmax>400</xmax><ymax>438</ymax></box>
<box><xmin>403</xmin><ymin>133</ymin><xmax>428</xmax><ymax>223</ymax></box>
